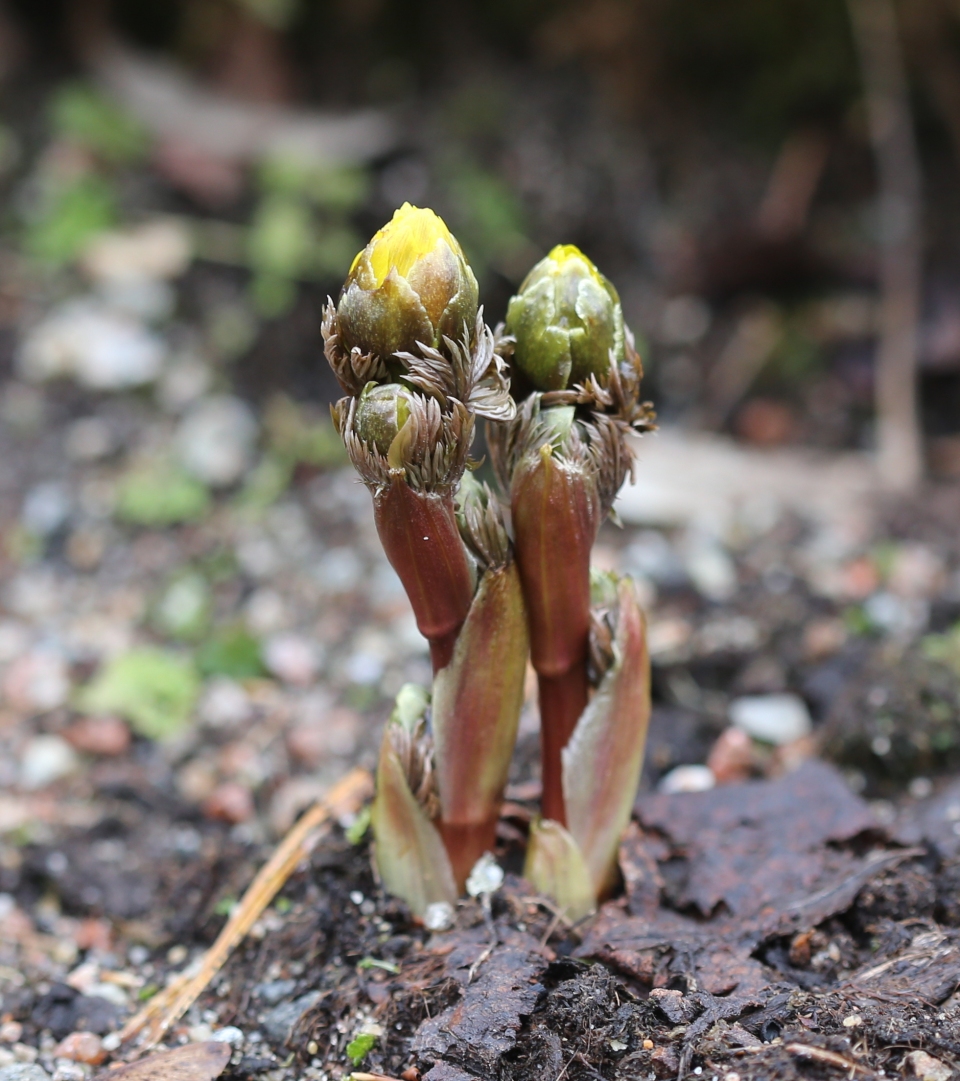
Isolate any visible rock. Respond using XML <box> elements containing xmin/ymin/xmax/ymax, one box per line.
<box><xmin>198</xmin><ymin>678</ymin><xmax>253</xmax><ymax>729</ymax></box>
<box><xmin>262</xmin><ymin>991</ymin><xmax>322</xmax><ymax>1044</ymax></box>
<box><xmin>64</xmin><ymin>417</ymin><xmax>115</xmax><ymax>462</ymax></box>
<box><xmin>683</xmin><ymin>531</ymin><xmax>737</xmax><ymax>602</ymax></box>
<box><xmin>81</xmin><ymin>219</ymin><xmax>192</xmax><ymax>282</ymax></box>
<box><xmin>905</xmin><ymin>1050</ymin><xmax>953</xmax><ymax>1081</ymax></box>
<box><xmin>51</xmin><ymin>1064</ymin><xmax>85</xmax><ymax>1081</ymax></box>
<box><xmin>157</xmin><ymin>355</ymin><xmax>212</xmax><ymax>414</ymax></box>
<box><xmin>32</xmin><ymin>985</ymin><xmax>121</xmax><ymax>1040</ymax></box>
<box><xmin>733</xmin><ymin>398</ymin><xmax>797</xmax><ymax>446</ymax></box>
<box><xmin>285</xmin><ymin>707</ymin><xmax>359</xmax><ymax>766</ymax></box>
<box><xmin>52</xmin><ymin>1032</ymin><xmax>105</xmax><ymax>1066</ymax></box>
<box><xmin>706</xmin><ymin>728</ymin><xmax>754</xmax><ymax>785</ymax></box>
<box><xmin>98</xmin><ymin>278</ymin><xmax>175</xmax><ymax>321</ymax></box>
<box><xmin>620</xmin><ymin>530</ymin><xmax>687</xmax><ymax>588</ymax></box>
<box><xmin>254</xmin><ymin>979</ymin><xmax>297</xmax><ymax>1006</ymax></box>
<box><xmin>20</xmin><ymin>736</ymin><xmax>79</xmax><ymax>789</ymax></box>
<box><xmin>65</xmin><ymin>529</ymin><xmax>106</xmax><ymax>572</ymax></box>
<box><xmin>176</xmin><ymin>395</ymin><xmax>257</xmax><ymax>487</ymax></box>
<box><xmin>3</xmin><ymin>651</ymin><xmax>70</xmax><ymax>714</ymax></box>
<box><xmin>244</xmin><ymin>589</ymin><xmax>289</xmax><ymax>636</ymax></box>
<box><xmin>211</xmin><ymin>1027</ymin><xmax>244</xmax><ymax>1047</ymax></box>
<box><xmin>262</xmin><ymin>633</ymin><xmax>320</xmax><ymax>687</ymax></box>
<box><xmin>21</xmin><ymin>483</ymin><xmax>71</xmax><ymax>537</ymax></box>
<box><xmin>202</xmin><ymin>782</ymin><xmax>255</xmax><ymax>824</ymax></box>
<box><xmin>62</xmin><ymin>716</ymin><xmax>131</xmax><ymax>757</ymax></box>
<box><xmin>730</xmin><ymin>694</ymin><xmax>812</xmax><ymax>745</ymax></box>
<box><xmin>0</xmin><ymin>1066</ymin><xmax>50</xmax><ymax>1081</ymax></box>
<box><xmin>18</xmin><ymin>299</ymin><xmax>166</xmax><ymax>390</ymax></box>
<box><xmin>658</xmin><ymin>764</ymin><xmax>716</xmax><ymax>794</ymax></box>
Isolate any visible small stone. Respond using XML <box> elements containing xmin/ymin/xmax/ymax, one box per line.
<box><xmin>263</xmin><ymin>634</ymin><xmax>320</xmax><ymax>687</ymax></box>
<box><xmin>18</xmin><ymin>299</ymin><xmax>166</xmax><ymax>390</ymax></box>
<box><xmin>3</xmin><ymin>651</ymin><xmax>70</xmax><ymax>714</ymax></box>
<box><xmin>658</xmin><ymin>764</ymin><xmax>716</xmax><ymax>794</ymax></box>
<box><xmin>0</xmin><ymin>1066</ymin><xmax>50</xmax><ymax>1081</ymax></box>
<box><xmin>187</xmin><ymin>1024</ymin><xmax>213</xmax><ymax>1043</ymax></box>
<box><xmin>51</xmin><ymin>1064</ymin><xmax>85</xmax><ymax>1081</ymax></box>
<box><xmin>905</xmin><ymin>1050</ymin><xmax>953</xmax><ymax>1081</ymax></box>
<box><xmin>465</xmin><ymin>853</ymin><xmax>504</xmax><ymax>898</ymax></box>
<box><xmin>706</xmin><ymin>727</ymin><xmax>754</xmax><ymax>785</ymax></box>
<box><xmin>20</xmin><ymin>736</ymin><xmax>79</xmax><ymax>789</ymax></box>
<box><xmin>176</xmin><ymin>395</ymin><xmax>257</xmax><ymax>487</ymax></box>
<box><xmin>62</xmin><ymin>716</ymin><xmax>131</xmax><ymax>757</ymax></box>
<box><xmin>64</xmin><ymin>418</ymin><xmax>115</xmax><ymax>462</ymax></box>
<box><xmin>202</xmin><ymin>782</ymin><xmax>255</xmax><ymax>824</ymax></box>
<box><xmin>262</xmin><ymin>991</ymin><xmax>322</xmax><ymax>1044</ymax></box>
<box><xmin>81</xmin><ymin>219</ymin><xmax>192</xmax><ymax>283</ymax></box>
<box><xmin>730</xmin><ymin>694</ymin><xmax>812</xmax><ymax>746</ymax></box>
<box><xmin>211</xmin><ymin>1027</ymin><xmax>244</xmax><ymax>1047</ymax></box>
<box><xmin>156</xmin><ymin>355</ymin><xmax>212</xmax><ymax>413</ymax></box>
<box><xmin>254</xmin><ymin>979</ymin><xmax>297</xmax><ymax>1005</ymax></box>
<box><xmin>683</xmin><ymin>532</ymin><xmax>737</xmax><ymax>602</ymax></box>
<box><xmin>0</xmin><ymin>1024</ymin><xmax>21</xmax><ymax>1045</ymax></box>
<box><xmin>65</xmin><ymin>530</ymin><xmax>106</xmax><ymax>572</ymax></box>
<box><xmin>802</xmin><ymin>618</ymin><xmax>847</xmax><ymax>660</ymax></box>
<box><xmin>423</xmin><ymin>902</ymin><xmax>454</xmax><ymax>932</ymax></box>
<box><xmin>841</xmin><ymin>1014</ymin><xmax>862</xmax><ymax>1028</ymax></box>
<box><xmin>198</xmin><ymin>678</ymin><xmax>253</xmax><ymax>729</ymax></box>
<box><xmin>244</xmin><ymin>589</ymin><xmax>289</xmax><ymax>636</ymax></box>
<box><xmin>286</xmin><ymin>707</ymin><xmax>359</xmax><ymax>766</ymax></box>
<box><xmin>21</xmin><ymin>483</ymin><xmax>71</xmax><ymax>537</ymax></box>
<box><xmin>53</xmin><ymin>1033</ymin><xmax>105</xmax><ymax>1066</ymax></box>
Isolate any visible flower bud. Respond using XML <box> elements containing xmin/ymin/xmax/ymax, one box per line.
<box><xmin>506</xmin><ymin>244</ymin><xmax>625</xmax><ymax>391</ymax></box>
<box><xmin>337</xmin><ymin>203</ymin><xmax>479</xmax><ymax>359</ymax></box>
<box><xmin>353</xmin><ymin>381</ymin><xmax>415</xmax><ymax>457</ymax></box>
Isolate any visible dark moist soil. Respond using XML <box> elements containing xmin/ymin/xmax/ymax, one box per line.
<box><xmin>9</xmin><ymin>759</ymin><xmax>960</xmax><ymax>1081</ymax></box>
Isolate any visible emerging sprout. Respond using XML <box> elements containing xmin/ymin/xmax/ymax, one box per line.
<box><xmin>338</xmin><ymin>203</ymin><xmax>479</xmax><ymax>360</ymax></box>
<box><xmin>506</xmin><ymin>244</ymin><xmax>625</xmax><ymax>391</ymax></box>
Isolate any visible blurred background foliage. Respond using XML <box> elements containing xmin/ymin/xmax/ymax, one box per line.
<box><xmin>1</xmin><ymin>0</ymin><xmax>960</xmax><ymax>458</ymax></box>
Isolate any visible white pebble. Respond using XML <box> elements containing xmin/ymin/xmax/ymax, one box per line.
<box><xmin>20</xmin><ymin>736</ymin><xmax>79</xmax><ymax>789</ymax></box>
<box><xmin>730</xmin><ymin>694</ymin><xmax>812</xmax><ymax>745</ymax></box>
<box><xmin>211</xmin><ymin>1027</ymin><xmax>244</xmax><ymax>1047</ymax></box>
<box><xmin>658</xmin><ymin>764</ymin><xmax>716</xmax><ymax>795</ymax></box>
<box><xmin>176</xmin><ymin>395</ymin><xmax>257</xmax><ymax>487</ymax></box>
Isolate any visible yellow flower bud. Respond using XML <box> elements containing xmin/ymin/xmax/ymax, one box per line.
<box><xmin>337</xmin><ymin>203</ymin><xmax>479</xmax><ymax>359</ymax></box>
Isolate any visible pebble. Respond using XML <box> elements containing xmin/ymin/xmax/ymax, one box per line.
<box><xmin>706</xmin><ymin>727</ymin><xmax>754</xmax><ymax>785</ymax></box>
<box><xmin>19</xmin><ymin>736</ymin><xmax>80</xmax><ymax>789</ymax></box>
<box><xmin>211</xmin><ymin>1027</ymin><xmax>244</xmax><ymax>1047</ymax></box>
<box><xmin>0</xmin><ymin>1067</ymin><xmax>50</xmax><ymax>1081</ymax></box>
<box><xmin>658</xmin><ymin>764</ymin><xmax>716</xmax><ymax>794</ymax></box>
<box><xmin>729</xmin><ymin>694</ymin><xmax>812</xmax><ymax>746</ymax></box>
<box><xmin>64</xmin><ymin>417</ymin><xmax>116</xmax><ymax>462</ymax></box>
<box><xmin>62</xmin><ymin>716</ymin><xmax>131</xmax><ymax>757</ymax></box>
<box><xmin>203</xmin><ymin>782</ymin><xmax>255</xmax><ymax>824</ymax></box>
<box><xmin>262</xmin><ymin>633</ymin><xmax>320</xmax><ymax>687</ymax></box>
<box><xmin>21</xmin><ymin>483</ymin><xmax>71</xmax><ymax>537</ymax></box>
<box><xmin>51</xmin><ymin>1064</ymin><xmax>85</xmax><ymax>1081</ymax></box>
<box><xmin>620</xmin><ymin>530</ymin><xmax>687</xmax><ymax>588</ymax></box>
<box><xmin>198</xmin><ymin>678</ymin><xmax>254</xmax><ymax>729</ymax></box>
<box><xmin>52</xmin><ymin>1033</ymin><xmax>105</xmax><ymax>1066</ymax></box>
<box><xmin>176</xmin><ymin>395</ymin><xmax>257</xmax><ymax>487</ymax></box>
<box><xmin>905</xmin><ymin>1050</ymin><xmax>953</xmax><ymax>1081</ymax></box>
<box><xmin>262</xmin><ymin>991</ymin><xmax>323</xmax><ymax>1044</ymax></box>
<box><xmin>18</xmin><ymin>299</ymin><xmax>166</xmax><ymax>390</ymax></box>
<box><xmin>2</xmin><ymin>651</ymin><xmax>70</xmax><ymax>714</ymax></box>
<box><xmin>0</xmin><ymin>1025</ymin><xmax>21</xmax><ymax>1045</ymax></box>
<box><xmin>156</xmin><ymin>356</ymin><xmax>212</xmax><ymax>413</ymax></box>
<box><xmin>255</xmin><ymin>979</ymin><xmax>297</xmax><ymax>1005</ymax></box>
<box><xmin>683</xmin><ymin>531</ymin><xmax>737</xmax><ymax>602</ymax></box>
<box><xmin>285</xmin><ymin>707</ymin><xmax>359</xmax><ymax>766</ymax></box>
<box><xmin>81</xmin><ymin>219</ymin><xmax>192</xmax><ymax>283</ymax></box>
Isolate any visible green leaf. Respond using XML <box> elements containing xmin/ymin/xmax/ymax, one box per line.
<box><xmin>345</xmin><ymin>804</ymin><xmax>371</xmax><ymax>845</ymax></box>
<box><xmin>196</xmin><ymin>625</ymin><xmax>264</xmax><ymax>680</ymax></box>
<box><xmin>50</xmin><ymin>83</ymin><xmax>147</xmax><ymax>162</ymax></box>
<box><xmin>76</xmin><ymin>649</ymin><xmax>199</xmax><ymax>740</ymax></box>
<box><xmin>345</xmin><ymin>1032</ymin><xmax>377</xmax><ymax>1066</ymax></box>
<box><xmin>523</xmin><ymin>817</ymin><xmax>595</xmax><ymax>922</ymax></box>
<box><xmin>371</xmin><ymin>719</ymin><xmax>457</xmax><ymax>918</ymax></box>
<box><xmin>357</xmin><ymin>956</ymin><xmax>400</xmax><ymax>974</ymax></box>
<box><xmin>562</xmin><ymin>577</ymin><xmax>651</xmax><ymax>900</ymax></box>
<box><xmin>24</xmin><ymin>175</ymin><xmax>117</xmax><ymax>265</ymax></box>
<box><xmin>116</xmin><ymin>463</ymin><xmax>210</xmax><ymax>527</ymax></box>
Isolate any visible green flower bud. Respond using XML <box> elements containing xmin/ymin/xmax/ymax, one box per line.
<box><xmin>353</xmin><ymin>381</ymin><xmax>415</xmax><ymax>457</ymax></box>
<box><xmin>506</xmin><ymin>244</ymin><xmax>625</xmax><ymax>391</ymax></box>
<box><xmin>337</xmin><ymin>203</ymin><xmax>479</xmax><ymax>359</ymax></box>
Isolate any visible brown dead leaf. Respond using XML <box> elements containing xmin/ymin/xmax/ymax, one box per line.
<box><xmin>94</xmin><ymin>1042</ymin><xmax>231</xmax><ymax>1081</ymax></box>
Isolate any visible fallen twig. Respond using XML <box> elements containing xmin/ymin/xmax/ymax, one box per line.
<box><xmin>120</xmin><ymin>767</ymin><xmax>373</xmax><ymax>1050</ymax></box>
<box><xmin>785</xmin><ymin>1043</ymin><xmax>868</xmax><ymax>1073</ymax></box>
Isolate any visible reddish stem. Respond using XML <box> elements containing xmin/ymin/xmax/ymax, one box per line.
<box><xmin>439</xmin><ymin>817</ymin><xmax>500</xmax><ymax>893</ymax></box>
<box><xmin>538</xmin><ymin>665</ymin><xmax>590</xmax><ymax>826</ymax></box>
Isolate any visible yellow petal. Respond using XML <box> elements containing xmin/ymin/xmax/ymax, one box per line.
<box><xmin>350</xmin><ymin>203</ymin><xmax>461</xmax><ymax>288</ymax></box>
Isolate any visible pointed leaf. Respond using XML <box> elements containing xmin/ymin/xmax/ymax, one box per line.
<box><xmin>371</xmin><ymin>729</ymin><xmax>456</xmax><ymax>918</ymax></box>
<box><xmin>432</xmin><ymin>562</ymin><xmax>528</xmax><ymax>885</ymax></box>
<box><xmin>562</xmin><ymin>576</ymin><xmax>650</xmax><ymax>899</ymax></box>
<box><xmin>523</xmin><ymin>817</ymin><xmax>595</xmax><ymax>921</ymax></box>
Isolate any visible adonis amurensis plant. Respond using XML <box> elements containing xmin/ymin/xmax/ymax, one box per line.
<box><xmin>322</xmin><ymin>206</ymin><xmax>654</xmax><ymax>920</ymax></box>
